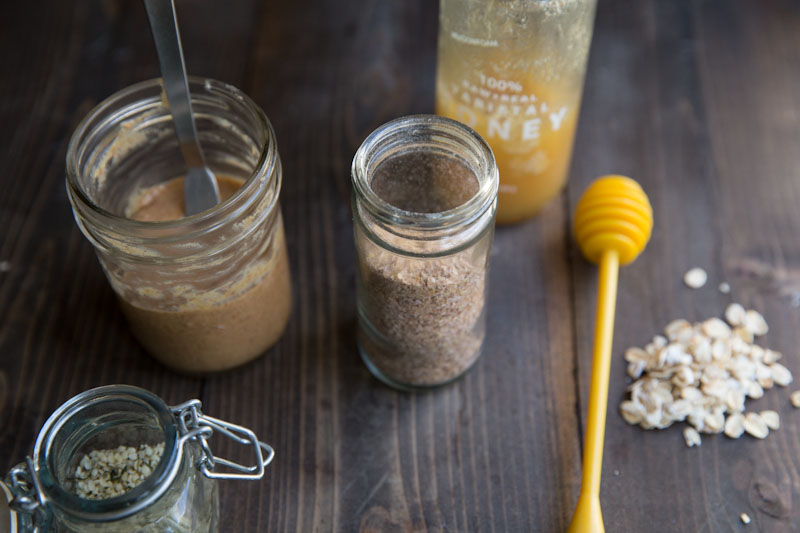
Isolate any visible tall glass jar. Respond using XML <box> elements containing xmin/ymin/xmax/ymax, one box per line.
<box><xmin>66</xmin><ymin>78</ymin><xmax>291</xmax><ymax>373</ymax></box>
<box><xmin>2</xmin><ymin>385</ymin><xmax>274</xmax><ymax>532</ymax></box>
<box><xmin>436</xmin><ymin>0</ymin><xmax>597</xmax><ymax>224</ymax></box>
<box><xmin>352</xmin><ymin>115</ymin><xmax>499</xmax><ymax>390</ymax></box>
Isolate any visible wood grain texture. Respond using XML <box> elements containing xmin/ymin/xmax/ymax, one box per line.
<box><xmin>0</xmin><ymin>0</ymin><xmax>799</xmax><ymax>531</ymax></box>
<box><xmin>570</xmin><ymin>1</ymin><xmax>800</xmax><ymax>531</ymax></box>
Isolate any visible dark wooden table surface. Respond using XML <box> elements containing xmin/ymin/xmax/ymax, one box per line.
<box><xmin>2</xmin><ymin>0</ymin><xmax>800</xmax><ymax>531</ymax></box>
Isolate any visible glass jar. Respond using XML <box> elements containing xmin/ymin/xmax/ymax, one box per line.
<box><xmin>351</xmin><ymin>115</ymin><xmax>499</xmax><ymax>390</ymax></box>
<box><xmin>2</xmin><ymin>385</ymin><xmax>274</xmax><ymax>532</ymax></box>
<box><xmin>435</xmin><ymin>0</ymin><xmax>597</xmax><ymax>224</ymax></box>
<box><xmin>66</xmin><ymin>78</ymin><xmax>292</xmax><ymax>373</ymax></box>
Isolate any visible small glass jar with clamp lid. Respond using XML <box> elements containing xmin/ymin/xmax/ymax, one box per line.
<box><xmin>1</xmin><ymin>385</ymin><xmax>274</xmax><ymax>532</ymax></box>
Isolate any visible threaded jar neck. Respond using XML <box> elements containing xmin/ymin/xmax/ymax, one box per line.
<box><xmin>351</xmin><ymin>115</ymin><xmax>498</xmax><ymax>257</ymax></box>
<box><xmin>66</xmin><ymin>77</ymin><xmax>281</xmax><ymax>265</ymax></box>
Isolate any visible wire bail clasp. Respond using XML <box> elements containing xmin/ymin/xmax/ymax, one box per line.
<box><xmin>7</xmin><ymin>457</ymin><xmax>51</xmax><ymax>530</ymax></box>
<box><xmin>170</xmin><ymin>399</ymin><xmax>275</xmax><ymax>480</ymax></box>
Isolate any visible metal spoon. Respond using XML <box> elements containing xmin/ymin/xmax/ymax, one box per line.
<box><xmin>144</xmin><ymin>0</ymin><xmax>219</xmax><ymax>216</ymax></box>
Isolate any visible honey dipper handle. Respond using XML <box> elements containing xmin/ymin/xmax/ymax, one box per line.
<box><xmin>568</xmin><ymin>249</ymin><xmax>619</xmax><ymax>533</ymax></box>
<box><xmin>582</xmin><ymin>249</ymin><xmax>619</xmax><ymax>495</ymax></box>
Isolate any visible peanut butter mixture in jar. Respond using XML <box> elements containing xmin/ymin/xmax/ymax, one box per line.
<box><xmin>115</xmin><ymin>175</ymin><xmax>291</xmax><ymax>373</ymax></box>
<box><xmin>66</xmin><ymin>78</ymin><xmax>291</xmax><ymax>373</ymax></box>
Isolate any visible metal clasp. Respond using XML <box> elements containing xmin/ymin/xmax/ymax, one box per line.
<box><xmin>170</xmin><ymin>400</ymin><xmax>275</xmax><ymax>480</ymax></box>
<box><xmin>8</xmin><ymin>458</ymin><xmax>44</xmax><ymax>513</ymax></box>
<box><xmin>7</xmin><ymin>457</ymin><xmax>51</xmax><ymax>530</ymax></box>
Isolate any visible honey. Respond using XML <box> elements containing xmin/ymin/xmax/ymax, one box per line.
<box><xmin>436</xmin><ymin>80</ymin><xmax>580</xmax><ymax>224</ymax></box>
<box><xmin>435</xmin><ymin>0</ymin><xmax>596</xmax><ymax>224</ymax></box>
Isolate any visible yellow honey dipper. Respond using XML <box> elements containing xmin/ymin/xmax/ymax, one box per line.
<box><xmin>567</xmin><ymin>176</ymin><xmax>653</xmax><ymax>533</ymax></box>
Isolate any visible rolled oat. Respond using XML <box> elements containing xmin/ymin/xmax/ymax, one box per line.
<box><xmin>743</xmin><ymin>413</ymin><xmax>769</xmax><ymax>439</ymax></box>
<box><xmin>683</xmin><ymin>427</ymin><xmax>702</xmax><ymax>447</ymax></box>
<box><xmin>618</xmin><ymin>303</ymin><xmax>793</xmax><ymax>446</ymax></box>
<box><xmin>791</xmin><ymin>390</ymin><xmax>800</xmax><ymax>408</ymax></box>
<box><xmin>683</xmin><ymin>267</ymin><xmax>707</xmax><ymax>289</ymax></box>
<box><xmin>724</xmin><ymin>413</ymin><xmax>745</xmax><ymax>438</ymax></box>
<box><xmin>760</xmin><ymin>410</ymin><xmax>780</xmax><ymax>430</ymax></box>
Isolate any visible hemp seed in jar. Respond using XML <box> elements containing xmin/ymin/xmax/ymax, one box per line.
<box><xmin>66</xmin><ymin>78</ymin><xmax>291</xmax><ymax>373</ymax></box>
<box><xmin>352</xmin><ymin>115</ymin><xmax>499</xmax><ymax>390</ymax></box>
<box><xmin>70</xmin><ymin>442</ymin><xmax>166</xmax><ymax>500</ymax></box>
<box><xmin>2</xmin><ymin>385</ymin><xmax>275</xmax><ymax>533</ymax></box>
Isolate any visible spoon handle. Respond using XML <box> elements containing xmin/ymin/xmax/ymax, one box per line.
<box><xmin>143</xmin><ymin>0</ymin><xmax>205</xmax><ymax>168</ymax></box>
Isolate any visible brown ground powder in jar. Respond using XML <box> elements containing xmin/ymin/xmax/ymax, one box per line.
<box><xmin>360</xmin><ymin>251</ymin><xmax>486</xmax><ymax>385</ymax></box>
<box><xmin>370</xmin><ymin>150</ymin><xmax>479</xmax><ymax>212</ymax></box>
<box><xmin>360</xmin><ymin>152</ymin><xmax>487</xmax><ymax>386</ymax></box>
<box><xmin>118</xmin><ymin>175</ymin><xmax>291</xmax><ymax>373</ymax></box>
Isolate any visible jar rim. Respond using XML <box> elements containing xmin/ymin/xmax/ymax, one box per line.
<box><xmin>32</xmin><ymin>385</ymin><xmax>182</xmax><ymax>523</ymax></box>
<box><xmin>65</xmin><ymin>77</ymin><xmax>280</xmax><ymax>247</ymax></box>
<box><xmin>351</xmin><ymin>114</ymin><xmax>498</xmax><ymax>231</ymax></box>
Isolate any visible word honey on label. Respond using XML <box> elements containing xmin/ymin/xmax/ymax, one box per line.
<box><xmin>435</xmin><ymin>0</ymin><xmax>596</xmax><ymax>224</ymax></box>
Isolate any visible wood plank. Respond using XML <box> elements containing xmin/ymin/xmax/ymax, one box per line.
<box><xmin>203</xmin><ymin>0</ymin><xmax>581</xmax><ymax>529</ymax></box>
<box><xmin>693</xmin><ymin>1</ymin><xmax>800</xmax><ymax>530</ymax></box>
<box><xmin>570</xmin><ymin>0</ymin><xmax>800</xmax><ymax>530</ymax></box>
<box><xmin>0</xmin><ymin>0</ymin><xmax>259</xmax><ymax>495</ymax></box>
<box><xmin>2</xmin><ymin>0</ymin><xmax>799</xmax><ymax>530</ymax></box>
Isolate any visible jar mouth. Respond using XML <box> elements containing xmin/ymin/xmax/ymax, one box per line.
<box><xmin>32</xmin><ymin>385</ymin><xmax>181</xmax><ymax>522</ymax></box>
<box><xmin>65</xmin><ymin>77</ymin><xmax>280</xmax><ymax>255</ymax></box>
<box><xmin>351</xmin><ymin>115</ymin><xmax>498</xmax><ymax>231</ymax></box>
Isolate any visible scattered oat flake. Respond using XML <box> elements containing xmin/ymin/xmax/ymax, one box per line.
<box><xmin>665</xmin><ymin>320</ymin><xmax>693</xmax><ymax>343</ymax></box>
<box><xmin>743</xmin><ymin>413</ymin><xmax>769</xmax><ymax>439</ymax></box>
<box><xmin>627</xmin><ymin>360</ymin><xmax>646</xmax><ymax>380</ymax></box>
<box><xmin>724</xmin><ymin>413</ymin><xmax>745</xmax><ymax>439</ymax></box>
<box><xmin>683</xmin><ymin>427</ymin><xmax>701</xmax><ymax>447</ymax></box>
<box><xmin>740</xmin><ymin>513</ymin><xmax>751</xmax><ymax>525</ymax></box>
<box><xmin>719</xmin><ymin>282</ymin><xmax>731</xmax><ymax>294</ymax></box>
<box><xmin>763</xmin><ymin>349</ymin><xmax>781</xmax><ymax>365</ymax></box>
<box><xmin>744</xmin><ymin>310</ymin><xmax>768</xmax><ymax>336</ymax></box>
<box><xmin>746</xmin><ymin>381</ymin><xmax>765</xmax><ymax>399</ymax></box>
<box><xmin>619</xmin><ymin>302</ymin><xmax>793</xmax><ymax>447</ymax></box>
<box><xmin>760</xmin><ymin>410</ymin><xmax>780</xmax><ymax>430</ymax></box>
<box><xmin>702</xmin><ymin>318</ymin><xmax>732</xmax><ymax>339</ymax></box>
<box><xmin>791</xmin><ymin>391</ymin><xmax>800</xmax><ymax>408</ymax></box>
<box><xmin>684</xmin><ymin>267</ymin><xmax>708</xmax><ymax>289</ymax></box>
<box><xmin>724</xmin><ymin>303</ymin><xmax>746</xmax><ymax>327</ymax></box>
<box><xmin>770</xmin><ymin>363</ymin><xmax>793</xmax><ymax>386</ymax></box>
<box><xmin>624</xmin><ymin>347</ymin><xmax>650</xmax><ymax>363</ymax></box>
